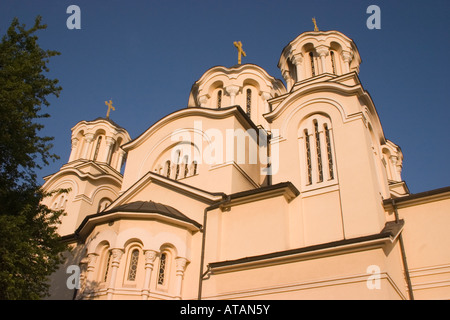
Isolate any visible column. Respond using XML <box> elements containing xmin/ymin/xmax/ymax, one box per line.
<box><xmin>174</xmin><ymin>257</ymin><xmax>188</xmax><ymax>300</ymax></box>
<box><xmin>81</xmin><ymin>133</ymin><xmax>94</xmax><ymax>159</ymax></box>
<box><xmin>198</xmin><ymin>95</ymin><xmax>209</xmax><ymax>108</ymax></box>
<box><xmin>390</xmin><ymin>155</ymin><xmax>402</xmax><ymax>181</ymax></box>
<box><xmin>225</xmin><ymin>85</ymin><xmax>240</xmax><ymax>106</ymax></box>
<box><xmin>115</xmin><ymin>149</ymin><xmax>126</xmax><ymax>172</ymax></box>
<box><xmin>141</xmin><ymin>250</ymin><xmax>157</xmax><ymax>300</ymax></box>
<box><xmin>341</xmin><ymin>51</ymin><xmax>353</xmax><ymax>74</ymax></box>
<box><xmin>80</xmin><ymin>253</ymin><xmax>98</xmax><ymax>298</ymax></box>
<box><xmin>260</xmin><ymin>92</ymin><xmax>272</xmax><ymax>114</ymax></box>
<box><xmin>316</xmin><ymin>46</ymin><xmax>329</xmax><ymax>74</ymax></box>
<box><xmin>103</xmin><ymin>136</ymin><xmax>116</xmax><ymax>164</ymax></box>
<box><xmin>281</xmin><ymin>69</ymin><xmax>293</xmax><ymax>91</ymax></box>
<box><xmin>291</xmin><ymin>53</ymin><xmax>304</xmax><ymax>82</ymax></box>
<box><xmin>107</xmin><ymin>248</ymin><xmax>123</xmax><ymax>300</ymax></box>
<box><xmin>68</xmin><ymin>137</ymin><xmax>79</xmax><ymax>162</ymax></box>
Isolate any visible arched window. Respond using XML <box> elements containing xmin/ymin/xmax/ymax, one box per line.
<box><xmin>93</xmin><ymin>136</ymin><xmax>102</xmax><ymax>161</ymax></box>
<box><xmin>324</xmin><ymin>123</ymin><xmax>334</xmax><ymax>179</ymax></box>
<box><xmin>165</xmin><ymin>160</ymin><xmax>171</xmax><ymax>178</ymax></box>
<box><xmin>246</xmin><ymin>88</ymin><xmax>252</xmax><ymax>117</ymax></box>
<box><xmin>309</xmin><ymin>52</ymin><xmax>316</xmax><ymax>76</ymax></box>
<box><xmin>97</xmin><ymin>198</ymin><xmax>112</xmax><ymax>212</ymax></box>
<box><xmin>217</xmin><ymin>90</ymin><xmax>222</xmax><ymax>109</ymax></box>
<box><xmin>304</xmin><ymin>129</ymin><xmax>312</xmax><ymax>185</ymax></box>
<box><xmin>174</xmin><ymin>151</ymin><xmax>181</xmax><ymax>180</ymax></box>
<box><xmin>53</xmin><ymin>194</ymin><xmax>68</xmax><ymax>210</ymax></box>
<box><xmin>330</xmin><ymin>51</ymin><xmax>337</xmax><ymax>75</ymax></box>
<box><xmin>183</xmin><ymin>155</ymin><xmax>189</xmax><ymax>178</ymax></box>
<box><xmin>299</xmin><ymin>114</ymin><xmax>336</xmax><ymax>190</ymax></box>
<box><xmin>314</xmin><ymin>120</ymin><xmax>323</xmax><ymax>182</ymax></box>
<box><xmin>157</xmin><ymin>252</ymin><xmax>167</xmax><ymax>286</ymax></box>
<box><xmin>102</xmin><ymin>249</ymin><xmax>112</xmax><ymax>283</ymax></box>
<box><xmin>192</xmin><ymin>160</ymin><xmax>198</xmax><ymax>175</ymax></box>
<box><xmin>127</xmin><ymin>249</ymin><xmax>139</xmax><ymax>281</ymax></box>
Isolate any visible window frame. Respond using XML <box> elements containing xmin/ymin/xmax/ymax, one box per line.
<box><xmin>298</xmin><ymin>114</ymin><xmax>337</xmax><ymax>192</ymax></box>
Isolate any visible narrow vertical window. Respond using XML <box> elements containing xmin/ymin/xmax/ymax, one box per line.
<box><xmin>217</xmin><ymin>90</ymin><xmax>222</xmax><ymax>109</ymax></box>
<box><xmin>314</xmin><ymin>121</ymin><xmax>323</xmax><ymax>182</ymax></box>
<box><xmin>246</xmin><ymin>89</ymin><xmax>251</xmax><ymax>117</ymax></box>
<box><xmin>93</xmin><ymin>136</ymin><xmax>102</xmax><ymax>161</ymax></box>
<box><xmin>324</xmin><ymin>124</ymin><xmax>334</xmax><ymax>180</ymax></box>
<box><xmin>192</xmin><ymin>161</ymin><xmax>198</xmax><ymax>175</ymax></box>
<box><xmin>165</xmin><ymin>160</ymin><xmax>171</xmax><ymax>178</ymax></box>
<box><xmin>127</xmin><ymin>249</ymin><xmax>139</xmax><ymax>281</ymax></box>
<box><xmin>157</xmin><ymin>253</ymin><xmax>167</xmax><ymax>285</ymax></box>
<box><xmin>309</xmin><ymin>52</ymin><xmax>316</xmax><ymax>76</ymax></box>
<box><xmin>305</xmin><ymin>129</ymin><xmax>312</xmax><ymax>185</ymax></box>
<box><xmin>103</xmin><ymin>251</ymin><xmax>112</xmax><ymax>282</ymax></box>
<box><xmin>183</xmin><ymin>155</ymin><xmax>189</xmax><ymax>178</ymax></box>
<box><xmin>330</xmin><ymin>51</ymin><xmax>337</xmax><ymax>75</ymax></box>
<box><xmin>174</xmin><ymin>151</ymin><xmax>181</xmax><ymax>180</ymax></box>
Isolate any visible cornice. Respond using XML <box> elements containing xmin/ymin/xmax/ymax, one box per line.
<box><xmin>384</xmin><ymin>186</ymin><xmax>450</xmax><ymax>209</ymax></box>
<box><xmin>264</xmin><ymin>73</ymin><xmax>368</xmax><ymax>122</ymax></box>
<box><xmin>224</xmin><ymin>181</ymin><xmax>300</xmax><ymax>209</ymax></box>
<box><xmin>194</xmin><ymin>64</ymin><xmax>285</xmax><ymax>90</ymax></box>
<box><xmin>122</xmin><ymin>106</ymin><xmax>258</xmax><ymax>151</ymax></box>
<box><xmin>106</xmin><ymin>171</ymin><xmax>226</xmax><ymax>211</ymax></box>
<box><xmin>75</xmin><ymin>209</ymin><xmax>201</xmax><ymax>241</ymax></box>
<box><xmin>209</xmin><ymin>220</ymin><xmax>403</xmax><ymax>274</ymax></box>
<box><xmin>41</xmin><ymin>161</ymin><xmax>123</xmax><ymax>191</ymax></box>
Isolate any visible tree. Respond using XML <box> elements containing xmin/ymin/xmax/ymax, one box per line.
<box><xmin>0</xmin><ymin>16</ymin><xmax>67</xmax><ymax>299</ymax></box>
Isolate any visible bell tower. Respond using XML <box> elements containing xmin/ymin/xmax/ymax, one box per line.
<box><xmin>41</xmin><ymin>116</ymin><xmax>131</xmax><ymax>236</ymax></box>
<box><xmin>277</xmin><ymin>29</ymin><xmax>361</xmax><ymax>90</ymax></box>
<box><xmin>68</xmin><ymin>117</ymin><xmax>130</xmax><ymax>172</ymax></box>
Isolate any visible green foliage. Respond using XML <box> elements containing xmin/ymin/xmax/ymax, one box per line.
<box><xmin>0</xmin><ymin>16</ymin><xmax>67</xmax><ymax>299</ymax></box>
<box><xmin>0</xmin><ymin>15</ymin><xmax>61</xmax><ymax>192</ymax></box>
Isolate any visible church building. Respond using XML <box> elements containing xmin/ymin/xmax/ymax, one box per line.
<box><xmin>42</xmin><ymin>28</ymin><xmax>450</xmax><ymax>300</ymax></box>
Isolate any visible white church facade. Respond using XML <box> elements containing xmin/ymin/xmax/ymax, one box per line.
<box><xmin>42</xmin><ymin>29</ymin><xmax>450</xmax><ymax>300</ymax></box>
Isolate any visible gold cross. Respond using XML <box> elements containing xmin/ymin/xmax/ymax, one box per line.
<box><xmin>105</xmin><ymin>100</ymin><xmax>115</xmax><ymax>118</ymax></box>
<box><xmin>233</xmin><ymin>41</ymin><xmax>246</xmax><ymax>65</ymax></box>
<box><xmin>312</xmin><ymin>17</ymin><xmax>319</xmax><ymax>31</ymax></box>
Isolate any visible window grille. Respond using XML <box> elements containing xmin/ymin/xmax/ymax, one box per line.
<box><xmin>103</xmin><ymin>251</ymin><xmax>112</xmax><ymax>282</ymax></box>
<box><xmin>305</xmin><ymin>129</ymin><xmax>312</xmax><ymax>185</ymax></box>
<box><xmin>127</xmin><ymin>249</ymin><xmax>139</xmax><ymax>281</ymax></box>
<box><xmin>314</xmin><ymin>121</ymin><xmax>323</xmax><ymax>182</ymax></box>
<box><xmin>324</xmin><ymin>124</ymin><xmax>334</xmax><ymax>179</ymax></box>
<box><xmin>246</xmin><ymin>89</ymin><xmax>251</xmax><ymax>117</ymax></box>
<box><xmin>165</xmin><ymin>160</ymin><xmax>171</xmax><ymax>178</ymax></box>
<box><xmin>330</xmin><ymin>51</ymin><xmax>336</xmax><ymax>75</ymax></box>
<box><xmin>309</xmin><ymin>52</ymin><xmax>316</xmax><ymax>76</ymax></box>
<box><xmin>93</xmin><ymin>136</ymin><xmax>102</xmax><ymax>161</ymax></box>
<box><xmin>217</xmin><ymin>90</ymin><xmax>222</xmax><ymax>109</ymax></box>
<box><xmin>157</xmin><ymin>253</ymin><xmax>167</xmax><ymax>285</ymax></box>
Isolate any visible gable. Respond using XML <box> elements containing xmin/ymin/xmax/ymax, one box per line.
<box><xmin>107</xmin><ymin>171</ymin><xmax>225</xmax><ymax>224</ymax></box>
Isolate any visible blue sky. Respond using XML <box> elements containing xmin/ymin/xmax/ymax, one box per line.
<box><xmin>1</xmin><ymin>0</ymin><xmax>449</xmax><ymax>194</ymax></box>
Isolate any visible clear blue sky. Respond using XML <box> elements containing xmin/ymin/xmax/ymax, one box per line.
<box><xmin>1</xmin><ymin>0</ymin><xmax>449</xmax><ymax>194</ymax></box>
